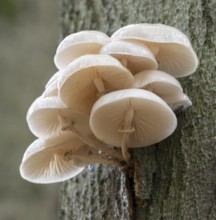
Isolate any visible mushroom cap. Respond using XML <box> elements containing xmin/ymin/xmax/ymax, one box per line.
<box><xmin>166</xmin><ymin>93</ymin><xmax>192</xmax><ymax>111</ymax></box>
<box><xmin>42</xmin><ymin>80</ymin><xmax>58</xmax><ymax>98</ymax></box>
<box><xmin>58</xmin><ymin>54</ymin><xmax>134</xmax><ymax>114</ymax></box>
<box><xmin>27</xmin><ymin>96</ymin><xmax>91</xmax><ymax>138</ymax></box>
<box><xmin>20</xmin><ymin>133</ymin><xmax>86</xmax><ymax>184</ymax></box>
<box><xmin>111</xmin><ymin>23</ymin><xmax>198</xmax><ymax>77</ymax></box>
<box><xmin>42</xmin><ymin>82</ymin><xmax>58</xmax><ymax>97</ymax></box>
<box><xmin>54</xmin><ymin>30</ymin><xmax>110</xmax><ymax>70</ymax></box>
<box><xmin>133</xmin><ymin>70</ymin><xmax>183</xmax><ymax>102</ymax></box>
<box><xmin>90</xmin><ymin>89</ymin><xmax>177</xmax><ymax>148</ymax></box>
<box><xmin>45</xmin><ymin>71</ymin><xmax>61</xmax><ymax>89</ymax></box>
<box><xmin>42</xmin><ymin>71</ymin><xmax>61</xmax><ymax>97</ymax></box>
<box><xmin>100</xmin><ymin>40</ymin><xmax>158</xmax><ymax>74</ymax></box>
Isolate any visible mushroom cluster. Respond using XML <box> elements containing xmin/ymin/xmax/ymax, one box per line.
<box><xmin>20</xmin><ymin>24</ymin><xmax>198</xmax><ymax>184</ymax></box>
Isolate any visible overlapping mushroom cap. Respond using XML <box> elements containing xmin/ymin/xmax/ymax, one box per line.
<box><xmin>42</xmin><ymin>71</ymin><xmax>60</xmax><ymax>97</ymax></box>
<box><xmin>111</xmin><ymin>23</ymin><xmax>198</xmax><ymax>77</ymax></box>
<box><xmin>27</xmin><ymin>96</ymin><xmax>91</xmax><ymax>138</ymax></box>
<box><xmin>45</xmin><ymin>71</ymin><xmax>61</xmax><ymax>88</ymax></box>
<box><xmin>133</xmin><ymin>70</ymin><xmax>182</xmax><ymax>100</ymax></box>
<box><xmin>90</xmin><ymin>89</ymin><xmax>177</xmax><ymax>148</ymax></box>
<box><xmin>58</xmin><ymin>54</ymin><xmax>134</xmax><ymax>114</ymax></box>
<box><xmin>54</xmin><ymin>31</ymin><xmax>110</xmax><ymax>70</ymax></box>
<box><xmin>20</xmin><ymin>133</ymin><xmax>86</xmax><ymax>184</ymax></box>
<box><xmin>133</xmin><ymin>70</ymin><xmax>192</xmax><ymax>111</ymax></box>
<box><xmin>20</xmin><ymin>24</ymin><xmax>198</xmax><ymax>183</ymax></box>
<box><xmin>100</xmin><ymin>40</ymin><xmax>158</xmax><ymax>74</ymax></box>
<box><xmin>165</xmin><ymin>93</ymin><xmax>192</xmax><ymax>112</ymax></box>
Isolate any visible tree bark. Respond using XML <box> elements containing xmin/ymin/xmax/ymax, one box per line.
<box><xmin>58</xmin><ymin>0</ymin><xmax>216</xmax><ymax>219</ymax></box>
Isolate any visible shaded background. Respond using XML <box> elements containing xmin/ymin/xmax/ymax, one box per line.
<box><xmin>0</xmin><ymin>0</ymin><xmax>60</xmax><ymax>219</ymax></box>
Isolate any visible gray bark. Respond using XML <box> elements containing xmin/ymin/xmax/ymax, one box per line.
<box><xmin>58</xmin><ymin>0</ymin><xmax>216</xmax><ymax>219</ymax></box>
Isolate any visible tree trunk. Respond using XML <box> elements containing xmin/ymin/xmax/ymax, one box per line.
<box><xmin>58</xmin><ymin>0</ymin><xmax>216</xmax><ymax>219</ymax></box>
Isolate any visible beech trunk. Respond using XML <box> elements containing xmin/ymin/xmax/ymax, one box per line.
<box><xmin>58</xmin><ymin>0</ymin><xmax>216</xmax><ymax>219</ymax></box>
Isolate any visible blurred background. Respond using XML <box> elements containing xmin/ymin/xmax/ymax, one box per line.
<box><xmin>0</xmin><ymin>0</ymin><xmax>60</xmax><ymax>219</ymax></box>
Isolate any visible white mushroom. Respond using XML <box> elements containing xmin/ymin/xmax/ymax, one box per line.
<box><xmin>54</xmin><ymin>31</ymin><xmax>110</xmax><ymax>70</ymax></box>
<box><xmin>90</xmin><ymin>89</ymin><xmax>177</xmax><ymax>163</ymax></box>
<box><xmin>166</xmin><ymin>93</ymin><xmax>192</xmax><ymax>112</ymax></box>
<box><xmin>133</xmin><ymin>69</ymin><xmax>182</xmax><ymax>101</ymax></box>
<box><xmin>111</xmin><ymin>23</ymin><xmax>199</xmax><ymax>77</ymax></box>
<box><xmin>133</xmin><ymin>70</ymin><xmax>192</xmax><ymax>111</ymax></box>
<box><xmin>100</xmin><ymin>40</ymin><xmax>158</xmax><ymax>74</ymax></box>
<box><xmin>20</xmin><ymin>133</ymin><xmax>120</xmax><ymax>184</ymax></box>
<box><xmin>58</xmin><ymin>54</ymin><xmax>134</xmax><ymax>114</ymax></box>
<box><xmin>45</xmin><ymin>71</ymin><xmax>61</xmax><ymax>89</ymax></box>
<box><xmin>26</xmin><ymin>96</ymin><xmax>90</xmax><ymax>138</ymax></box>
<box><xmin>42</xmin><ymin>71</ymin><xmax>61</xmax><ymax>97</ymax></box>
<box><xmin>20</xmin><ymin>133</ymin><xmax>85</xmax><ymax>183</ymax></box>
<box><xmin>27</xmin><ymin>96</ymin><xmax>123</xmax><ymax>159</ymax></box>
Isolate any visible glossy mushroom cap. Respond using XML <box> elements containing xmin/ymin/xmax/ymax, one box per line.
<box><xmin>27</xmin><ymin>96</ymin><xmax>91</xmax><ymax>138</ymax></box>
<box><xmin>100</xmin><ymin>40</ymin><xmax>158</xmax><ymax>74</ymax></box>
<box><xmin>90</xmin><ymin>89</ymin><xmax>177</xmax><ymax>148</ymax></box>
<box><xmin>111</xmin><ymin>23</ymin><xmax>199</xmax><ymax>77</ymax></box>
<box><xmin>133</xmin><ymin>70</ymin><xmax>183</xmax><ymax>102</ymax></box>
<box><xmin>20</xmin><ymin>133</ymin><xmax>86</xmax><ymax>184</ymax></box>
<box><xmin>54</xmin><ymin>31</ymin><xmax>110</xmax><ymax>70</ymax></box>
<box><xmin>58</xmin><ymin>54</ymin><xmax>134</xmax><ymax>114</ymax></box>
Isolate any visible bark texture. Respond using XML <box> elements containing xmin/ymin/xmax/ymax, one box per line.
<box><xmin>58</xmin><ymin>0</ymin><xmax>216</xmax><ymax>219</ymax></box>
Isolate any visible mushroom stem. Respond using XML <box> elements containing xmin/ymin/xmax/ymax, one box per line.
<box><xmin>118</xmin><ymin>108</ymin><xmax>135</xmax><ymax>164</ymax></box>
<box><xmin>121</xmin><ymin>134</ymin><xmax>130</xmax><ymax>164</ymax></box>
<box><xmin>93</xmin><ymin>76</ymin><xmax>106</xmax><ymax>97</ymax></box>
<box><xmin>58</xmin><ymin>116</ymin><xmax>122</xmax><ymax>159</ymax></box>
<box><xmin>62</xmin><ymin>122</ymin><xmax>101</xmax><ymax>148</ymax></box>
<box><xmin>120</xmin><ymin>57</ymin><xmax>128</xmax><ymax>68</ymax></box>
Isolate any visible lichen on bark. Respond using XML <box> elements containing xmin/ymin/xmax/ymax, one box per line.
<box><xmin>58</xmin><ymin>0</ymin><xmax>216</xmax><ymax>219</ymax></box>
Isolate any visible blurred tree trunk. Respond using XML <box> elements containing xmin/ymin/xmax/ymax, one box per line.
<box><xmin>58</xmin><ymin>0</ymin><xmax>216</xmax><ymax>219</ymax></box>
